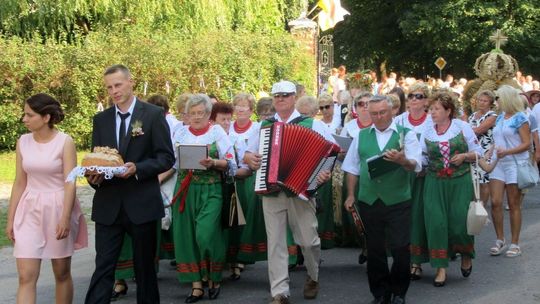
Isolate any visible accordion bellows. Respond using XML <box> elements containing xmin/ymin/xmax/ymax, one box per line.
<box><xmin>255</xmin><ymin>122</ymin><xmax>340</xmax><ymax>199</ymax></box>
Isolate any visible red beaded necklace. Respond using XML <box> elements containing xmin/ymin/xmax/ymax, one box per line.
<box><xmin>357</xmin><ymin>119</ymin><xmax>372</xmax><ymax>129</ymax></box>
<box><xmin>233</xmin><ymin>120</ymin><xmax>252</xmax><ymax>134</ymax></box>
<box><xmin>189</xmin><ymin>122</ymin><xmax>211</xmax><ymax>136</ymax></box>
<box><xmin>408</xmin><ymin>112</ymin><xmax>427</xmax><ymax>126</ymax></box>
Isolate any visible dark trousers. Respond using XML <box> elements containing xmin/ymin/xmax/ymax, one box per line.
<box><xmin>358</xmin><ymin>199</ymin><xmax>411</xmax><ymax>299</ymax></box>
<box><xmin>85</xmin><ymin>207</ymin><xmax>159</xmax><ymax>304</ymax></box>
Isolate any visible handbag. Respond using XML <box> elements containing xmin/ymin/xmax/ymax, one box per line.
<box><xmin>502</xmin><ymin>133</ymin><xmax>539</xmax><ymax>189</ymax></box>
<box><xmin>160</xmin><ymin>173</ymin><xmax>178</xmax><ymax>230</ymax></box>
<box><xmin>467</xmin><ymin>153</ymin><xmax>489</xmax><ymax>236</ymax></box>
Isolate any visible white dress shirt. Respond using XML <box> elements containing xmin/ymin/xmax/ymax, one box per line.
<box><xmin>342</xmin><ymin>121</ymin><xmax>422</xmax><ymax>176</ymax></box>
<box><xmin>115</xmin><ymin>97</ymin><xmax>137</xmax><ymax>146</ymax></box>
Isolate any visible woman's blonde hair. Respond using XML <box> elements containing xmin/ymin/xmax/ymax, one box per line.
<box><xmin>495</xmin><ymin>85</ymin><xmax>524</xmax><ymax>114</ymax></box>
<box><xmin>408</xmin><ymin>82</ymin><xmax>431</xmax><ymax>97</ymax></box>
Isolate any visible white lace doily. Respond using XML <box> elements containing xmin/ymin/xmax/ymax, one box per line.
<box><xmin>66</xmin><ymin>166</ymin><xmax>127</xmax><ymax>182</ymax></box>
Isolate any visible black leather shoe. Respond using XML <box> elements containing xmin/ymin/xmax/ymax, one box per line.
<box><xmin>110</xmin><ymin>281</ymin><xmax>128</xmax><ymax>301</ymax></box>
<box><xmin>391</xmin><ymin>295</ymin><xmax>406</xmax><ymax>304</ymax></box>
<box><xmin>461</xmin><ymin>265</ymin><xmax>472</xmax><ymax>277</ymax></box>
<box><xmin>433</xmin><ymin>275</ymin><xmax>446</xmax><ymax>287</ymax></box>
<box><xmin>208</xmin><ymin>285</ymin><xmax>221</xmax><ymax>300</ymax></box>
<box><xmin>185</xmin><ymin>288</ymin><xmax>204</xmax><ymax>303</ymax></box>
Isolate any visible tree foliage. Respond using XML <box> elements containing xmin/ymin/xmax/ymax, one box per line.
<box><xmin>0</xmin><ymin>0</ymin><xmax>305</xmax><ymax>41</ymax></box>
<box><xmin>333</xmin><ymin>0</ymin><xmax>540</xmax><ymax>79</ymax></box>
<box><xmin>0</xmin><ymin>28</ymin><xmax>314</xmax><ymax>150</ymax></box>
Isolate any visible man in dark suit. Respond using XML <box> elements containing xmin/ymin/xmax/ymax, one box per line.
<box><xmin>85</xmin><ymin>64</ymin><xmax>175</xmax><ymax>304</ymax></box>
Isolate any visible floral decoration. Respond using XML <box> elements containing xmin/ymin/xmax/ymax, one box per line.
<box><xmin>131</xmin><ymin>120</ymin><xmax>144</xmax><ymax>137</ymax></box>
<box><xmin>348</xmin><ymin>70</ymin><xmax>373</xmax><ymax>90</ymax></box>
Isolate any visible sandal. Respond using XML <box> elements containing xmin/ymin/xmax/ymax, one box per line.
<box><xmin>410</xmin><ymin>265</ymin><xmax>422</xmax><ymax>281</ymax></box>
<box><xmin>505</xmin><ymin>244</ymin><xmax>522</xmax><ymax>257</ymax></box>
<box><xmin>489</xmin><ymin>239</ymin><xmax>507</xmax><ymax>256</ymax></box>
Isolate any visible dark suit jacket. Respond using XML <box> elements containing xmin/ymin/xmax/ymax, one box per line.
<box><xmin>90</xmin><ymin>99</ymin><xmax>175</xmax><ymax>225</ymax></box>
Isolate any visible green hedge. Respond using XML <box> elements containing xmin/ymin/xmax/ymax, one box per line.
<box><xmin>0</xmin><ymin>28</ymin><xmax>315</xmax><ymax>150</ymax></box>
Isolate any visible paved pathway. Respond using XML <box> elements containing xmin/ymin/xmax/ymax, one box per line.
<box><xmin>1</xmin><ymin>184</ymin><xmax>540</xmax><ymax>304</ymax></box>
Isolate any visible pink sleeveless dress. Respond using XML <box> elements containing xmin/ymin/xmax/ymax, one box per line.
<box><xmin>13</xmin><ymin>132</ymin><xmax>88</xmax><ymax>259</ymax></box>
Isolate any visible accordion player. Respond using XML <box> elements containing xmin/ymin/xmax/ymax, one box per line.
<box><xmin>254</xmin><ymin>121</ymin><xmax>340</xmax><ymax>200</ymax></box>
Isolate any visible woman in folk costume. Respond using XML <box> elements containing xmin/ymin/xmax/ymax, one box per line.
<box><xmin>315</xmin><ymin>93</ymin><xmax>339</xmax><ymax>249</ymax></box>
<box><xmin>420</xmin><ymin>91</ymin><xmax>482</xmax><ymax>287</ymax></box>
<box><xmin>338</xmin><ymin>92</ymin><xmax>372</xmax><ymax>262</ymax></box>
<box><xmin>223</xmin><ymin>94</ymin><xmax>263</xmax><ymax>278</ymax></box>
<box><xmin>340</xmin><ymin>92</ymin><xmax>373</xmax><ymax>138</ymax></box>
<box><xmin>394</xmin><ymin>83</ymin><xmax>433</xmax><ymax>280</ymax></box>
<box><xmin>172</xmin><ymin>94</ymin><xmax>236</xmax><ymax>303</ymax></box>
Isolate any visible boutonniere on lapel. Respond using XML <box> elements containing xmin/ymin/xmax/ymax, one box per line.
<box><xmin>131</xmin><ymin>120</ymin><xmax>144</xmax><ymax>137</ymax></box>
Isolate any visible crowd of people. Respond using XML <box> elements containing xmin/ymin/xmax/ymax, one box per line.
<box><xmin>4</xmin><ymin>63</ymin><xmax>540</xmax><ymax>304</ymax></box>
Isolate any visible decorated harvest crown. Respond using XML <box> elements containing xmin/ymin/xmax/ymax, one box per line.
<box><xmin>462</xmin><ymin>29</ymin><xmax>522</xmax><ymax>114</ymax></box>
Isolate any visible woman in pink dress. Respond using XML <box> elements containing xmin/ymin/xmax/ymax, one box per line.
<box><xmin>5</xmin><ymin>93</ymin><xmax>88</xmax><ymax>304</ymax></box>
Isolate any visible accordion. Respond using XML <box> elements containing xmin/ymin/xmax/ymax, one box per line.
<box><xmin>254</xmin><ymin>122</ymin><xmax>340</xmax><ymax>200</ymax></box>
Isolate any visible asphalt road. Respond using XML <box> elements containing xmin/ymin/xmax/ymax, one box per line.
<box><xmin>1</xmin><ymin>186</ymin><xmax>539</xmax><ymax>304</ymax></box>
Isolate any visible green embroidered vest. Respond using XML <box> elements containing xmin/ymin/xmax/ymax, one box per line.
<box><xmin>178</xmin><ymin>142</ymin><xmax>221</xmax><ymax>184</ymax></box>
<box><xmin>424</xmin><ymin>131</ymin><xmax>470</xmax><ymax>178</ymax></box>
<box><xmin>357</xmin><ymin>125</ymin><xmax>412</xmax><ymax>206</ymax></box>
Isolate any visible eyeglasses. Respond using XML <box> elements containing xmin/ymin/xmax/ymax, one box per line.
<box><xmin>273</xmin><ymin>92</ymin><xmax>294</xmax><ymax>98</ymax></box>
<box><xmin>319</xmin><ymin>105</ymin><xmax>332</xmax><ymax>111</ymax></box>
<box><xmin>407</xmin><ymin>93</ymin><xmax>426</xmax><ymax>100</ymax></box>
<box><xmin>188</xmin><ymin>111</ymin><xmax>207</xmax><ymax>118</ymax></box>
<box><xmin>234</xmin><ymin>105</ymin><xmax>250</xmax><ymax>112</ymax></box>
<box><xmin>356</xmin><ymin>101</ymin><xmax>368</xmax><ymax>108</ymax></box>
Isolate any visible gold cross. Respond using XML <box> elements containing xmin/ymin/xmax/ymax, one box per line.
<box><xmin>489</xmin><ymin>29</ymin><xmax>508</xmax><ymax>49</ymax></box>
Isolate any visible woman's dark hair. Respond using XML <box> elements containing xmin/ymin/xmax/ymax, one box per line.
<box><xmin>25</xmin><ymin>93</ymin><xmax>65</xmax><ymax>128</ymax></box>
<box><xmin>429</xmin><ymin>91</ymin><xmax>457</xmax><ymax>119</ymax></box>
<box><xmin>210</xmin><ymin>102</ymin><xmax>233</xmax><ymax>121</ymax></box>
<box><xmin>147</xmin><ymin>94</ymin><xmax>170</xmax><ymax>112</ymax></box>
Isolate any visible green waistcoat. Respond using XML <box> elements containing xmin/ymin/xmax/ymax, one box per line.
<box><xmin>357</xmin><ymin>125</ymin><xmax>412</xmax><ymax>206</ymax></box>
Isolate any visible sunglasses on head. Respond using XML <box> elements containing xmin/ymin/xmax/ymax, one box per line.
<box><xmin>273</xmin><ymin>92</ymin><xmax>294</xmax><ymax>98</ymax></box>
<box><xmin>319</xmin><ymin>105</ymin><xmax>332</xmax><ymax>110</ymax></box>
<box><xmin>407</xmin><ymin>93</ymin><xmax>426</xmax><ymax>100</ymax></box>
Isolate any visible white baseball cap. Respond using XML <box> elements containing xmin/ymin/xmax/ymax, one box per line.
<box><xmin>271</xmin><ymin>80</ymin><xmax>296</xmax><ymax>95</ymax></box>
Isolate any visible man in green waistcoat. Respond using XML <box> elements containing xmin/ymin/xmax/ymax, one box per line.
<box><xmin>244</xmin><ymin>80</ymin><xmax>334</xmax><ymax>304</ymax></box>
<box><xmin>342</xmin><ymin>95</ymin><xmax>422</xmax><ymax>304</ymax></box>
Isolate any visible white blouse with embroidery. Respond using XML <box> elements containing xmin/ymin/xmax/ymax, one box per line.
<box><xmin>173</xmin><ymin>124</ymin><xmax>236</xmax><ymax>170</ymax></box>
<box><xmin>420</xmin><ymin>119</ymin><xmax>483</xmax><ymax>165</ymax></box>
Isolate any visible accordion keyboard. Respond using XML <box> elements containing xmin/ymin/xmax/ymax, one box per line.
<box><xmin>254</xmin><ymin>126</ymin><xmax>271</xmax><ymax>192</ymax></box>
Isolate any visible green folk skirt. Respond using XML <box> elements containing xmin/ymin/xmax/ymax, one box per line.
<box><xmin>173</xmin><ymin>182</ymin><xmax>226</xmax><ymax>283</ymax></box>
<box><xmin>423</xmin><ymin>172</ymin><xmax>475</xmax><ymax>268</ymax></box>
<box><xmin>316</xmin><ymin>180</ymin><xmax>335</xmax><ymax>249</ymax></box>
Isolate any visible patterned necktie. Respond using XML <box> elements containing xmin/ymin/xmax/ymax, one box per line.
<box><xmin>118</xmin><ymin>112</ymin><xmax>131</xmax><ymax>150</ymax></box>
<box><xmin>439</xmin><ymin>141</ymin><xmax>450</xmax><ymax>168</ymax></box>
